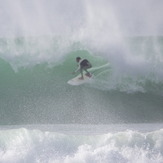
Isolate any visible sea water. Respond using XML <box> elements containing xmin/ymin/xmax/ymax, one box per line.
<box><xmin>1</xmin><ymin>124</ymin><xmax>163</xmax><ymax>163</ymax></box>
<box><xmin>0</xmin><ymin>0</ymin><xmax>163</xmax><ymax>162</ymax></box>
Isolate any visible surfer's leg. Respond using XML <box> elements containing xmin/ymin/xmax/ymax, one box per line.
<box><xmin>79</xmin><ymin>68</ymin><xmax>84</xmax><ymax>79</ymax></box>
<box><xmin>85</xmin><ymin>72</ymin><xmax>92</xmax><ymax>77</ymax></box>
<box><xmin>83</xmin><ymin>66</ymin><xmax>92</xmax><ymax>77</ymax></box>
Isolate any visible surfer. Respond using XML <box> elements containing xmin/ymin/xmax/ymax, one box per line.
<box><xmin>73</xmin><ymin>57</ymin><xmax>92</xmax><ymax>80</ymax></box>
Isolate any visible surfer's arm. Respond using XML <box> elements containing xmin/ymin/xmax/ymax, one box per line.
<box><xmin>73</xmin><ymin>64</ymin><xmax>81</xmax><ymax>73</ymax></box>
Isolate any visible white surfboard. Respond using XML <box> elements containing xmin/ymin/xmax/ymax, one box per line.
<box><xmin>67</xmin><ymin>74</ymin><xmax>92</xmax><ymax>86</ymax></box>
<box><xmin>68</xmin><ymin>63</ymin><xmax>110</xmax><ymax>86</ymax></box>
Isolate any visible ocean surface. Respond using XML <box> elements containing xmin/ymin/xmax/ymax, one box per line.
<box><xmin>0</xmin><ymin>35</ymin><xmax>163</xmax><ymax>163</ymax></box>
<box><xmin>0</xmin><ymin>36</ymin><xmax>163</xmax><ymax>125</ymax></box>
<box><xmin>0</xmin><ymin>0</ymin><xmax>163</xmax><ymax>162</ymax></box>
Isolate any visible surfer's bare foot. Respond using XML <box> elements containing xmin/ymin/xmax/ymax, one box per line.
<box><xmin>85</xmin><ymin>73</ymin><xmax>92</xmax><ymax>77</ymax></box>
<box><xmin>78</xmin><ymin>77</ymin><xmax>84</xmax><ymax>80</ymax></box>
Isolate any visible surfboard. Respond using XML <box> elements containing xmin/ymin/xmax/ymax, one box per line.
<box><xmin>67</xmin><ymin>74</ymin><xmax>92</xmax><ymax>86</ymax></box>
<box><xmin>68</xmin><ymin>63</ymin><xmax>110</xmax><ymax>86</ymax></box>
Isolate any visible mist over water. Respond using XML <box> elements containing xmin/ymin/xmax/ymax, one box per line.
<box><xmin>1</xmin><ymin>0</ymin><xmax>163</xmax><ymax>36</ymax></box>
<box><xmin>0</xmin><ymin>0</ymin><xmax>162</xmax><ymax>76</ymax></box>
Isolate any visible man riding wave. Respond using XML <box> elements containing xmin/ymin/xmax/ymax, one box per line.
<box><xmin>72</xmin><ymin>57</ymin><xmax>92</xmax><ymax>80</ymax></box>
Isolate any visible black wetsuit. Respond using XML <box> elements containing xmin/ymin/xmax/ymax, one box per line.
<box><xmin>75</xmin><ymin>59</ymin><xmax>92</xmax><ymax>77</ymax></box>
<box><xmin>80</xmin><ymin>59</ymin><xmax>91</xmax><ymax>68</ymax></box>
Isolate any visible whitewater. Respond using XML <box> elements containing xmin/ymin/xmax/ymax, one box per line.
<box><xmin>0</xmin><ymin>0</ymin><xmax>163</xmax><ymax>162</ymax></box>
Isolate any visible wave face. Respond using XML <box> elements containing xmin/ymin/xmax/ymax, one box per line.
<box><xmin>0</xmin><ymin>0</ymin><xmax>163</xmax><ymax>125</ymax></box>
<box><xmin>0</xmin><ymin>125</ymin><xmax>163</xmax><ymax>163</ymax></box>
<box><xmin>0</xmin><ymin>36</ymin><xmax>163</xmax><ymax>125</ymax></box>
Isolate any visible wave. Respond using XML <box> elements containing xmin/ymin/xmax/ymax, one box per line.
<box><xmin>0</xmin><ymin>125</ymin><xmax>163</xmax><ymax>163</ymax></box>
<box><xmin>0</xmin><ymin>36</ymin><xmax>163</xmax><ymax>124</ymax></box>
<box><xmin>0</xmin><ymin>36</ymin><xmax>163</xmax><ymax>93</ymax></box>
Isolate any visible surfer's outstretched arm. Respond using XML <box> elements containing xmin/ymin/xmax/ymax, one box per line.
<box><xmin>75</xmin><ymin>65</ymin><xmax>81</xmax><ymax>73</ymax></box>
<box><xmin>72</xmin><ymin>65</ymin><xmax>84</xmax><ymax>79</ymax></box>
<box><xmin>72</xmin><ymin>64</ymin><xmax>81</xmax><ymax>74</ymax></box>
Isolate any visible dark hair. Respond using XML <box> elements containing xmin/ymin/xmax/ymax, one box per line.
<box><xmin>76</xmin><ymin>57</ymin><xmax>81</xmax><ymax>60</ymax></box>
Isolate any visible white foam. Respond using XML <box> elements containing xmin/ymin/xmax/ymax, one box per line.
<box><xmin>0</xmin><ymin>125</ymin><xmax>163</xmax><ymax>163</ymax></box>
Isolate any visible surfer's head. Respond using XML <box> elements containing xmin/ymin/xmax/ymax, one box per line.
<box><xmin>76</xmin><ymin>57</ymin><xmax>81</xmax><ymax>62</ymax></box>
